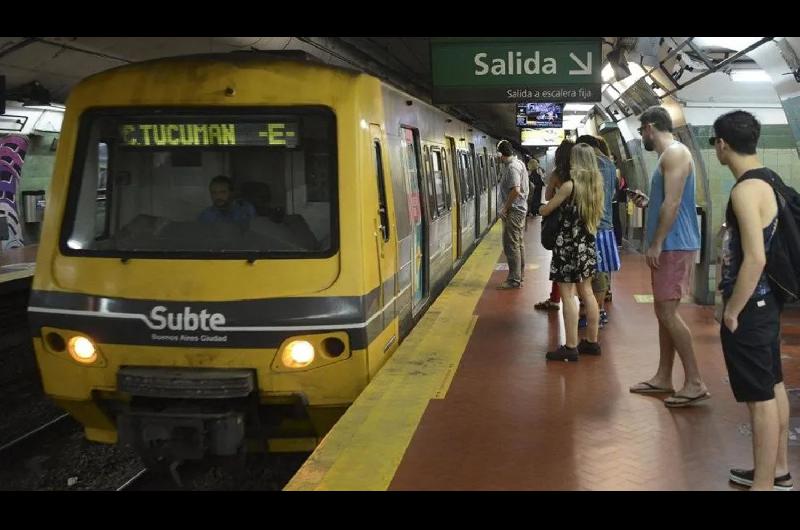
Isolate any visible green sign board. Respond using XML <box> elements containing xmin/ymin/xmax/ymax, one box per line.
<box><xmin>431</xmin><ymin>38</ymin><xmax>602</xmax><ymax>103</ymax></box>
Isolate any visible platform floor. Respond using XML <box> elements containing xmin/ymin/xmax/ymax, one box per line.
<box><xmin>287</xmin><ymin>219</ymin><xmax>800</xmax><ymax>491</ymax></box>
<box><xmin>0</xmin><ymin>245</ymin><xmax>37</xmax><ymax>293</ymax></box>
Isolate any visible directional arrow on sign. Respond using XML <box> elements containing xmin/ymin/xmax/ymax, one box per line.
<box><xmin>569</xmin><ymin>52</ymin><xmax>592</xmax><ymax>75</ymax></box>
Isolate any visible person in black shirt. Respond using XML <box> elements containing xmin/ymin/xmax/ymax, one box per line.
<box><xmin>714</xmin><ymin>110</ymin><xmax>792</xmax><ymax>491</ymax></box>
<box><xmin>527</xmin><ymin>157</ymin><xmax>545</xmax><ymax>217</ymax></box>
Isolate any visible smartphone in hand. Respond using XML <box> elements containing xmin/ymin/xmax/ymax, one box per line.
<box><xmin>625</xmin><ymin>188</ymin><xmax>649</xmax><ymax>207</ymax></box>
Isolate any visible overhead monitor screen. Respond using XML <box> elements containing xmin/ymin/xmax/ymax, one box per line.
<box><xmin>516</xmin><ymin>102</ymin><xmax>564</xmax><ymax>128</ymax></box>
<box><xmin>521</xmin><ymin>127</ymin><xmax>565</xmax><ymax>147</ymax></box>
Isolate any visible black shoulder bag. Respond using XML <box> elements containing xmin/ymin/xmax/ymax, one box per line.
<box><xmin>541</xmin><ymin>186</ymin><xmax>572</xmax><ymax>250</ymax></box>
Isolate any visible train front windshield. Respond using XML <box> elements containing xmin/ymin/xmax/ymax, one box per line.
<box><xmin>62</xmin><ymin>108</ymin><xmax>337</xmax><ymax>258</ymax></box>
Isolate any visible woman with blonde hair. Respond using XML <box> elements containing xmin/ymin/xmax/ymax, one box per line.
<box><xmin>539</xmin><ymin>143</ymin><xmax>605</xmax><ymax>361</ymax></box>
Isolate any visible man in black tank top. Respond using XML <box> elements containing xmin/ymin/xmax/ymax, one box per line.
<box><xmin>713</xmin><ymin>111</ymin><xmax>792</xmax><ymax>491</ymax></box>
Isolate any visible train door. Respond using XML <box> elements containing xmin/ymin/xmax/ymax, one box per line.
<box><xmin>370</xmin><ymin>125</ymin><xmax>396</xmax><ymax>332</ymax></box>
<box><xmin>400</xmin><ymin>127</ymin><xmax>428</xmax><ymax>314</ymax></box>
<box><xmin>447</xmin><ymin>136</ymin><xmax>462</xmax><ymax>259</ymax></box>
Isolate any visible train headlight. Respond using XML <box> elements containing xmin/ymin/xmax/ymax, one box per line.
<box><xmin>281</xmin><ymin>340</ymin><xmax>315</xmax><ymax>368</ymax></box>
<box><xmin>67</xmin><ymin>336</ymin><xmax>98</xmax><ymax>364</ymax></box>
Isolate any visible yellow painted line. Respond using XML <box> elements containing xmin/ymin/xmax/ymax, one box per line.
<box><xmin>284</xmin><ymin>224</ymin><xmax>503</xmax><ymax>491</ymax></box>
<box><xmin>633</xmin><ymin>294</ymin><xmax>654</xmax><ymax>303</ymax></box>
<box><xmin>0</xmin><ymin>268</ymin><xmax>35</xmax><ymax>284</ymax></box>
<box><xmin>433</xmin><ymin>314</ymin><xmax>477</xmax><ymax>400</ymax></box>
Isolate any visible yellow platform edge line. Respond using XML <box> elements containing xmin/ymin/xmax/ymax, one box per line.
<box><xmin>433</xmin><ymin>314</ymin><xmax>478</xmax><ymax>400</ymax></box>
<box><xmin>284</xmin><ymin>223</ymin><xmax>502</xmax><ymax>491</ymax></box>
<box><xmin>0</xmin><ymin>269</ymin><xmax>35</xmax><ymax>283</ymax></box>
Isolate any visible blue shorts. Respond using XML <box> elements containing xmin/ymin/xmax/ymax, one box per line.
<box><xmin>595</xmin><ymin>229</ymin><xmax>620</xmax><ymax>273</ymax></box>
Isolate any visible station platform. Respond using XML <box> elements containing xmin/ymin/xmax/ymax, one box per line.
<box><xmin>286</xmin><ymin>219</ymin><xmax>800</xmax><ymax>491</ymax></box>
<box><xmin>0</xmin><ymin>245</ymin><xmax>37</xmax><ymax>295</ymax></box>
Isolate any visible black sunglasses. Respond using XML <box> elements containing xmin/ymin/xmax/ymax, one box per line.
<box><xmin>708</xmin><ymin>136</ymin><xmax>719</xmax><ymax>146</ymax></box>
<box><xmin>637</xmin><ymin>123</ymin><xmax>649</xmax><ymax>134</ymax></box>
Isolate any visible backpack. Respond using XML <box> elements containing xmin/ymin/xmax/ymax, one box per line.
<box><xmin>740</xmin><ymin>169</ymin><xmax>800</xmax><ymax>303</ymax></box>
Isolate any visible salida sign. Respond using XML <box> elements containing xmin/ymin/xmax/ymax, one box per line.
<box><xmin>430</xmin><ymin>38</ymin><xmax>602</xmax><ymax>103</ymax></box>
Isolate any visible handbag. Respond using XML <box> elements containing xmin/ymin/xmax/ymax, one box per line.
<box><xmin>540</xmin><ymin>207</ymin><xmax>560</xmax><ymax>250</ymax></box>
<box><xmin>541</xmin><ymin>185</ymin><xmax>574</xmax><ymax>250</ymax></box>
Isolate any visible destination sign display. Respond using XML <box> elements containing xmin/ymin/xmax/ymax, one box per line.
<box><xmin>119</xmin><ymin>121</ymin><xmax>299</xmax><ymax>148</ymax></box>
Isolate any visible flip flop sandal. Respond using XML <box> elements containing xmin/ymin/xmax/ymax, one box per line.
<box><xmin>664</xmin><ymin>392</ymin><xmax>711</xmax><ymax>407</ymax></box>
<box><xmin>629</xmin><ymin>382</ymin><xmax>675</xmax><ymax>394</ymax></box>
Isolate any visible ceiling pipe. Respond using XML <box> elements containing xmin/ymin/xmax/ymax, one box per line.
<box><xmin>32</xmin><ymin>38</ymin><xmax>132</xmax><ymax>63</ymax></box>
<box><xmin>0</xmin><ymin>37</ymin><xmax>37</xmax><ymax>60</ymax></box>
<box><xmin>338</xmin><ymin>37</ymin><xmax>431</xmax><ymax>91</ymax></box>
<box><xmin>659</xmin><ymin>37</ymin><xmax>773</xmax><ymax>98</ymax></box>
<box><xmin>604</xmin><ymin>37</ymin><xmax>695</xmax><ymax>118</ymax></box>
<box><xmin>685</xmin><ymin>40</ymin><xmax>715</xmax><ymax>69</ymax></box>
<box><xmin>297</xmin><ymin>37</ymin><xmax>432</xmax><ymax>103</ymax></box>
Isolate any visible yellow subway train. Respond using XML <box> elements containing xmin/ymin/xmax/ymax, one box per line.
<box><xmin>28</xmin><ymin>51</ymin><xmax>501</xmax><ymax>464</ymax></box>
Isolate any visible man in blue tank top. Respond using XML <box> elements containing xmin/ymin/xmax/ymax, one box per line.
<box><xmin>714</xmin><ymin>111</ymin><xmax>791</xmax><ymax>491</ymax></box>
<box><xmin>628</xmin><ymin>106</ymin><xmax>710</xmax><ymax>407</ymax></box>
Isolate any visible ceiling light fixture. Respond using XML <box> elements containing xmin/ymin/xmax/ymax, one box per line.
<box><xmin>730</xmin><ymin>69</ymin><xmax>771</xmax><ymax>82</ymax></box>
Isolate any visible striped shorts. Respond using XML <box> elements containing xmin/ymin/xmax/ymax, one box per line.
<box><xmin>595</xmin><ymin>229</ymin><xmax>620</xmax><ymax>273</ymax></box>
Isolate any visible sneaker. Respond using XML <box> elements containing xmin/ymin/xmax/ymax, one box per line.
<box><xmin>729</xmin><ymin>468</ymin><xmax>794</xmax><ymax>491</ymax></box>
<box><xmin>577</xmin><ymin>339</ymin><xmax>602</xmax><ymax>356</ymax></box>
<box><xmin>600</xmin><ymin>310</ymin><xmax>609</xmax><ymax>325</ymax></box>
<box><xmin>578</xmin><ymin>316</ymin><xmax>605</xmax><ymax>329</ymax></box>
<box><xmin>546</xmin><ymin>345</ymin><xmax>579</xmax><ymax>362</ymax></box>
<box><xmin>497</xmin><ymin>280</ymin><xmax>521</xmax><ymax>290</ymax></box>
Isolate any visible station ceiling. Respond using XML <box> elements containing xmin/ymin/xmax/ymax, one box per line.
<box><xmin>0</xmin><ymin>37</ymin><xmax>768</xmax><ymax>147</ymax></box>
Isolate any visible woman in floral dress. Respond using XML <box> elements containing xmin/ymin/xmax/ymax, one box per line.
<box><xmin>539</xmin><ymin>143</ymin><xmax>605</xmax><ymax>361</ymax></box>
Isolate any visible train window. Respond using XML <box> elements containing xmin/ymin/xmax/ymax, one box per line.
<box><xmin>401</xmin><ymin>126</ymin><xmax>426</xmax><ymax>225</ymax></box>
<box><xmin>422</xmin><ymin>146</ymin><xmax>438</xmax><ymax>218</ymax></box>
<box><xmin>483</xmin><ymin>147</ymin><xmax>494</xmax><ymax>187</ymax></box>
<box><xmin>430</xmin><ymin>149</ymin><xmax>447</xmax><ymax>215</ymax></box>
<box><xmin>467</xmin><ymin>154</ymin><xmax>475</xmax><ymax>197</ymax></box>
<box><xmin>373</xmin><ymin>140</ymin><xmax>390</xmax><ymax>242</ymax></box>
<box><xmin>478</xmin><ymin>155</ymin><xmax>487</xmax><ymax>191</ymax></box>
<box><xmin>61</xmin><ymin>107</ymin><xmax>338</xmax><ymax>259</ymax></box>
<box><xmin>457</xmin><ymin>152</ymin><xmax>467</xmax><ymax>200</ymax></box>
<box><xmin>441</xmin><ymin>148</ymin><xmax>452</xmax><ymax>207</ymax></box>
<box><xmin>460</xmin><ymin>152</ymin><xmax>475</xmax><ymax>200</ymax></box>
<box><xmin>94</xmin><ymin>143</ymin><xmax>109</xmax><ymax>239</ymax></box>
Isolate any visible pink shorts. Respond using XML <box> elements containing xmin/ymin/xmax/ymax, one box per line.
<box><xmin>651</xmin><ymin>250</ymin><xmax>696</xmax><ymax>302</ymax></box>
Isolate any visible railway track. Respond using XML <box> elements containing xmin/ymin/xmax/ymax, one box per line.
<box><xmin>116</xmin><ymin>468</ymin><xmax>150</xmax><ymax>491</ymax></box>
<box><xmin>0</xmin><ymin>413</ymin><xmax>71</xmax><ymax>454</ymax></box>
<box><xmin>113</xmin><ymin>452</ymin><xmax>310</xmax><ymax>490</ymax></box>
